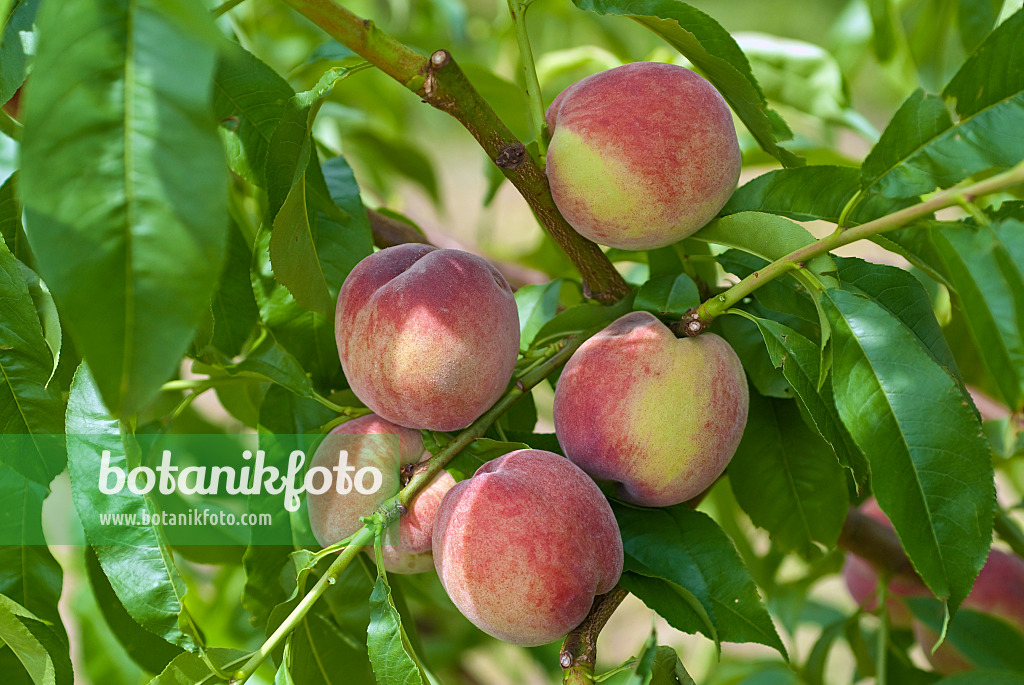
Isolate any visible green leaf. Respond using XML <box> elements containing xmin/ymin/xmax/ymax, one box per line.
<box><xmin>265</xmin><ymin>68</ymin><xmax>370</xmax><ymax>316</ymax></box>
<box><xmin>860</xmin><ymin>9</ymin><xmax>1024</xmax><ymax>200</ymax></box>
<box><xmin>958</xmin><ymin>0</ymin><xmax>1004</xmax><ymax>54</ymax></box>
<box><xmin>618</xmin><ymin>569</ymin><xmax>718</xmax><ymax>649</ymax></box>
<box><xmin>20</xmin><ymin>0</ymin><xmax>228</xmax><ymax>416</ymax></box>
<box><xmin>445</xmin><ymin>438</ymin><xmax>530</xmax><ymax>482</ymax></box>
<box><xmin>345</xmin><ymin>131</ymin><xmax>440</xmax><ymax>204</ymax></box>
<box><xmin>208</xmin><ymin>224</ymin><xmax>259</xmax><ymax>358</ymax></box>
<box><xmin>721</xmin><ymin>165</ymin><xmax>912</xmax><ymax>225</ymax></box>
<box><xmin>145</xmin><ymin>648</ymin><xmax>249</xmax><ymax>685</ymax></box>
<box><xmin>635</xmin><ymin>273</ymin><xmax>699</xmax><ymax>318</ymax></box>
<box><xmin>571</xmin><ymin>0</ymin><xmax>800</xmax><ymax>167</ymax></box>
<box><xmin>0</xmin><ymin>594</ymin><xmax>72</xmax><ymax>685</ymax></box>
<box><xmin>929</xmin><ymin>220</ymin><xmax>1024</xmax><ymax>410</ymax></box>
<box><xmin>286</xmin><ymin>610</ymin><xmax>374</xmax><ymax>685</ymax></box>
<box><xmin>0</xmin><ymin>464</ymin><xmax>63</xmax><ymax>640</ymax></box>
<box><xmin>624</xmin><ymin>632</ymin><xmax>696</xmax><ymax>685</ymax></box>
<box><xmin>692</xmin><ymin>212</ymin><xmax>837</xmax><ymax>286</ymax></box>
<box><xmin>367</xmin><ymin>571</ymin><xmax>427</xmax><ymax>685</ymax></box>
<box><xmin>0</xmin><ymin>236</ymin><xmax>64</xmax><ymax>485</ymax></box>
<box><xmin>16</xmin><ymin>263</ymin><xmax>60</xmax><ymax>383</ymax></box>
<box><xmin>532</xmin><ymin>296</ymin><xmax>635</xmax><ymax>349</ymax></box>
<box><xmin>613</xmin><ymin>503</ymin><xmax>787</xmax><ymax>656</ymax></box>
<box><xmin>835</xmin><ymin>256</ymin><xmax>962</xmax><ymax>384</ymax></box>
<box><xmin>213</xmin><ymin>42</ymin><xmax>293</xmax><ymax>188</ymax></box>
<box><xmin>823</xmin><ymin>289</ymin><xmax>995</xmax><ymax>611</ymax></box>
<box><xmin>0</xmin><ymin>173</ymin><xmax>32</xmax><ymax>266</ymax></box>
<box><xmin>515</xmin><ymin>280</ymin><xmax>562</xmax><ymax>351</ymax></box>
<box><xmin>199</xmin><ymin>328</ymin><xmax>313</xmax><ymax>399</ymax></box>
<box><xmin>908</xmin><ymin>597</ymin><xmax>1024</xmax><ymax>672</ymax></box>
<box><xmin>730</xmin><ymin>311</ymin><xmax>867</xmax><ymax>484</ymax></box>
<box><xmin>729</xmin><ymin>390</ymin><xmax>848</xmax><ymax>557</ymax></box>
<box><xmin>65</xmin><ymin>364</ymin><xmax>195</xmax><ymax>650</ymax></box>
<box><xmin>0</xmin><ymin>0</ymin><xmax>39</xmax><ymax>105</ymax></box>
<box><xmin>84</xmin><ymin>546</ymin><xmax>183</xmax><ymax>674</ymax></box>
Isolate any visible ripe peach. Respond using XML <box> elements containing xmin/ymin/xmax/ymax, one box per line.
<box><xmin>842</xmin><ymin>499</ymin><xmax>929</xmax><ymax>627</ymax></box>
<box><xmin>544</xmin><ymin>62</ymin><xmax>741</xmax><ymax>250</ymax></box>
<box><xmin>307</xmin><ymin>414</ymin><xmax>455</xmax><ymax>574</ymax></box>
<box><xmin>432</xmin><ymin>449</ymin><xmax>623</xmax><ymax>646</ymax></box>
<box><xmin>914</xmin><ymin>548</ymin><xmax>1024</xmax><ymax>673</ymax></box>
<box><xmin>336</xmin><ymin>244</ymin><xmax>520</xmax><ymax>431</ymax></box>
<box><xmin>552</xmin><ymin>311</ymin><xmax>747</xmax><ymax>507</ymax></box>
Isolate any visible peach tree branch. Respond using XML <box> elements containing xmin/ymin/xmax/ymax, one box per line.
<box><xmin>279</xmin><ymin>0</ymin><xmax>631</xmax><ymax>304</ymax></box>
<box><xmin>685</xmin><ymin>159</ymin><xmax>1024</xmax><ymax>332</ymax></box>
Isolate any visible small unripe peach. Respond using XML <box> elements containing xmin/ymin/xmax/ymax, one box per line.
<box><xmin>545</xmin><ymin>62</ymin><xmax>741</xmax><ymax>250</ymax></box>
<box><xmin>336</xmin><ymin>244</ymin><xmax>520</xmax><ymax>431</ymax></box>
<box><xmin>307</xmin><ymin>414</ymin><xmax>455</xmax><ymax>574</ymax></box>
<box><xmin>432</xmin><ymin>449</ymin><xmax>623</xmax><ymax>646</ymax></box>
<box><xmin>553</xmin><ymin>311</ymin><xmax>747</xmax><ymax>507</ymax></box>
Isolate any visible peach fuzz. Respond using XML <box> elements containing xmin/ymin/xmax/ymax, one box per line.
<box><xmin>306</xmin><ymin>414</ymin><xmax>455</xmax><ymax>574</ymax></box>
<box><xmin>914</xmin><ymin>548</ymin><xmax>1024</xmax><ymax>673</ymax></box>
<box><xmin>842</xmin><ymin>498</ymin><xmax>929</xmax><ymax>628</ymax></box>
<box><xmin>336</xmin><ymin>244</ymin><xmax>520</xmax><ymax>431</ymax></box>
<box><xmin>545</xmin><ymin>62</ymin><xmax>741</xmax><ymax>250</ymax></box>
<box><xmin>432</xmin><ymin>449</ymin><xmax>623</xmax><ymax>646</ymax></box>
<box><xmin>552</xmin><ymin>311</ymin><xmax>748</xmax><ymax>507</ymax></box>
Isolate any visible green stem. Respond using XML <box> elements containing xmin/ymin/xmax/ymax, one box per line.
<box><xmin>693</xmin><ymin>159</ymin><xmax>1024</xmax><ymax>326</ymax></box>
<box><xmin>507</xmin><ymin>0</ymin><xmax>548</xmax><ymax>157</ymax></box>
<box><xmin>231</xmin><ymin>327</ymin><xmax>595</xmax><ymax>683</ymax></box>
<box><xmin>0</xmin><ymin>109</ymin><xmax>22</xmax><ymax>141</ymax></box>
<box><xmin>278</xmin><ymin>0</ymin><xmax>629</xmax><ymax>303</ymax></box>
<box><xmin>232</xmin><ymin>526</ymin><xmax>374</xmax><ymax>683</ymax></box>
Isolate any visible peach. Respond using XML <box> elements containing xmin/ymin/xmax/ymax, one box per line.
<box><xmin>544</xmin><ymin>62</ymin><xmax>741</xmax><ymax>250</ymax></box>
<box><xmin>336</xmin><ymin>244</ymin><xmax>520</xmax><ymax>431</ymax></box>
<box><xmin>842</xmin><ymin>499</ymin><xmax>929</xmax><ymax>628</ymax></box>
<box><xmin>914</xmin><ymin>548</ymin><xmax>1024</xmax><ymax>673</ymax></box>
<box><xmin>432</xmin><ymin>449</ymin><xmax>623</xmax><ymax>646</ymax></box>
<box><xmin>306</xmin><ymin>414</ymin><xmax>455</xmax><ymax>574</ymax></box>
<box><xmin>552</xmin><ymin>311</ymin><xmax>747</xmax><ymax>507</ymax></box>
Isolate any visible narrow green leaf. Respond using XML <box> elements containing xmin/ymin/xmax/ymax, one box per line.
<box><xmin>835</xmin><ymin>256</ymin><xmax>962</xmax><ymax>383</ymax></box>
<box><xmin>935</xmin><ymin>671</ymin><xmax>1024</xmax><ymax>685</ymax></box>
<box><xmin>908</xmin><ymin>597</ymin><xmax>1024</xmax><ymax>672</ymax></box>
<box><xmin>823</xmin><ymin>289</ymin><xmax>994</xmax><ymax>610</ymax></box>
<box><xmin>0</xmin><ymin>0</ymin><xmax>39</xmax><ymax>105</ymax></box>
<box><xmin>930</xmin><ymin>220</ymin><xmax>1024</xmax><ymax>410</ymax></box>
<box><xmin>198</xmin><ymin>329</ymin><xmax>313</xmax><ymax>399</ymax></box>
<box><xmin>66</xmin><ymin>364</ymin><xmax>195</xmax><ymax>650</ymax></box>
<box><xmin>692</xmin><ymin>212</ymin><xmax>837</xmax><ymax>286</ymax></box>
<box><xmin>730</xmin><ymin>391</ymin><xmax>848</xmax><ymax>557</ymax></box>
<box><xmin>571</xmin><ymin>0</ymin><xmax>800</xmax><ymax>167</ymax></box>
<box><xmin>208</xmin><ymin>224</ymin><xmax>259</xmax><ymax>358</ymax></box>
<box><xmin>731</xmin><ymin>311</ymin><xmax>867</xmax><ymax>484</ymax></box>
<box><xmin>613</xmin><ymin>503</ymin><xmax>787</xmax><ymax>656</ymax></box>
<box><xmin>288</xmin><ymin>611</ymin><xmax>374</xmax><ymax>685</ymax></box>
<box><xmin>367</xmin><ymin>572</ymin><xmax>427</xmax><ymax>685</ymax></box>
<box><xmin>0</xmin><ymin>594</ymin><xmax>72</xmax><ymax>685</ymax></box>
<box><xmin>618</xmin><ymin>568</ymin><xmax>718</xmax><ymax>649</ymax></box>
<box><xmin>20</xmin><ymin>0</ymin><xmax>229</xmax><ymax>416</ymax></box>
<box><xmin>0</xmin><ymin>236</ymin><xmax>64</xmax><ymax>485</ymax></box>
<box><xmin>16</xmin><ymin>264</ymin><xmax>59</xmax><ymax>383</ymax></box>
<box><xmin>0</xmin><ymin>464</ymin><xmax>63</xmax><ymax>642</ymax></box>
<box><xmin>958</xmin><ymin>0</ymin><xmax>1004</xmax><ymax>52</ymax></box>
<box><xmin>0</xmin><ymin>172</ymin><xmax>32</xmax><ymax>266</ymax></box>
<box><xmin>860</xmin><ymin>9</ymin><xmax>1024</xmax><ymax>200</ymax></box>
<box><xmin>624</xmin><ymin>632</ymin><xmax>696</xmax><ymax>685</ymax></box>
<box><xmin>721</xmin><ymin>165</ymin><xmax>912</xmax><ymax>224</ymax></box>
<box><xmin>84</xmin><ymin>547</ymin><xmax>183</xmax><ymax>674</ymax></box>
<box><xmin>635</xmin><ymin>273</ymin><xmax>699</xmax><ymax>318</ymax></box>
<box><xmin>145</xmin><ymin>648</ymin><xmax>248</xmax><ymax>685</ymax></box>
<box><xmin>515</xmin><ymin>280</ymin><xmax>562</xmax><ymax>351</ymax></box>
<box><xmin>213</xmin><ymin>43</ymin><xmax>293</xmax><ymax>188</ymax></box>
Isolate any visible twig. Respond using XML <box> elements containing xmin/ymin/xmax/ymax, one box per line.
<box><xmin>279</xmin><ymin>0</ymin><xmax>630</xmax><ymax>303</ymax></box>
<box><xmin>560</xmin><ymin>587</ymin><xmax>629</xmax><ymax>684</ymax></box>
